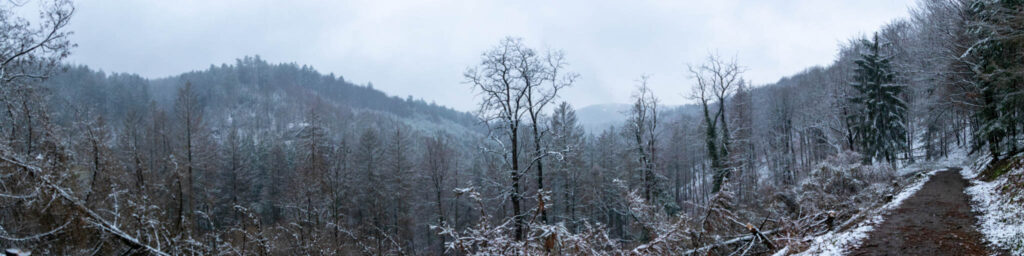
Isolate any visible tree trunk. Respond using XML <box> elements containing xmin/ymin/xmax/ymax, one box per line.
<box><xmin>530</xmin><ymin>121</ymin><xmax>547</xmax><ymax>224</ymax></box>
<box><xmin>511</xmin><ymin>125</ymin><xmax>523</xmax><ymax>241</ymax></box>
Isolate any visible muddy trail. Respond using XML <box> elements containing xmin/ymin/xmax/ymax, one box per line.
<box><xmin>850</xmin><ymin>168</ymin><xmax>1005</xmax><ymax>256</ymax></box>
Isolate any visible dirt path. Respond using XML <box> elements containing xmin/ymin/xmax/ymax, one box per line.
<box><xmin>850</xmin><ymin>168</ymin><xmax>1005</xmax><ymax>256</ymax></box>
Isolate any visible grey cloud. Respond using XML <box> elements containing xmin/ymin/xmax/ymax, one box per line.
<box><xmin>66</xmin><ymin>0</ymin><xmax>916</xmax><ymax>111</ymax></box>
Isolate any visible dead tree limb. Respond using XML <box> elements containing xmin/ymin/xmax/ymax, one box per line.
<box><xmin>0</xmin><ymin>154</ymin><xmax>170</xmax><ymax>256</ymax></box>
<box><xmin>682</xmin><ymin>229</ymin><xmax>778</xmax><ymax>255</ymax></box>
<box><xmin>746</xmin><ymin>223</ymin><xmax>776</xmax><ymax>250</ymax></box>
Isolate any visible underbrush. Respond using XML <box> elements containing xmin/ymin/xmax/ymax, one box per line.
<box><xmin>784</xmin><ymin>151</ymin><xmax>942</xmax><ymax>255</ymax></box>
<box><xmin>964</xmin><ymin>153</ymin><xmax>1024</xmax><ymax>255</ymax></box>
<box><xmin>434</xmin><ymin>151</ymin><xmax>938</xmax><ymax>255</ymax></box>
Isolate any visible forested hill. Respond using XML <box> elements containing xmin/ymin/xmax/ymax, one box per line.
<box><xmin>43</xmin><ymin>56</ymin><xmax>481</xmax><ymax>137</ymax></box>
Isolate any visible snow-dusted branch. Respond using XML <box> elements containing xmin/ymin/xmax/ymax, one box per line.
<box><xmin>0</xmin><ymin>153</ymin><xmax>170</xmax><ymax>256</ymax></box>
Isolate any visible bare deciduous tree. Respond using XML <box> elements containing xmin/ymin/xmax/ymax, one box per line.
<box><xmin>518</xmin><ymin>45</ymin><xmax>577</xmax><ymax>224</ymax></box>
<box><xmin>423</xmin><ymin>132</ymin><xmax>454</xmax><ymax>253</ymax></box>
<box><xmin>626</xmin><ymin>75</ymin><xmax>658</xmax><ymax>201</ymax></box>
<box><xmin>466</xmin><ymin>37</ymin><xmax>530</xmax><ymax>240</ymax></box>
<box><xmin>689</xmin><ymin>53</ymin><xmax>745</xmax><ymax>193</ymax></box>
<box><xmin>174</xmin><ymin>81</ymin><xmax>204</xmax><ymax>233</ymax></box>
<box><xmin>0</xmin><ymin>0</ymin><xmax>74</xmax><ymax>87</ymax></box>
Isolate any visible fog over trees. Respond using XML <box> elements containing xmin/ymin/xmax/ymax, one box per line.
<box><xmin>1</xmin><ymin>0</ymin><xmax>1023</xmax><ymax>255</ymax></box>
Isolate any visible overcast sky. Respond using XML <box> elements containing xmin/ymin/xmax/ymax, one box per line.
<box><xmin>65</xmin><ymin>0</ymin><xmax>917</xmax><ymax>111</ymax></box>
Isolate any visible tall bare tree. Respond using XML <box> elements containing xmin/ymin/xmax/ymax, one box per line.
<box><xmin>423</xmin><ymin>132</ymin><xmax>454</xmax><ymax>253</ymax></box>
<box><xmin>174</xmin><ymin>81</ymin><xmax>204</xmax><ymax>233</ymax></box>
<box><xmin>1</xmin><ymin>0</ymin><xmax>73</xmax><ymax>159</ymax></box>
<box><xmin>518</xmin><ymin>45</ymin><xmax>577</xmax><ymax>224</ymax></box>
<box><xmin>626</xmin><ymin>75</ymin><xmax>659</xmax><ymax>201</ymax></box>
<box><xmin>466</xmin><ymin>37</ymin><xmax>576</xmax><ymax>238</ymax></box>
<box><xmin>466</xmin><ymin>37</ymin><xmax>527</xmax><ymax>240</ymax></box>
<box><xmin>689</xmin><ymin>54</ymin><xmax>744</xmax><ymax>193</ymax></box>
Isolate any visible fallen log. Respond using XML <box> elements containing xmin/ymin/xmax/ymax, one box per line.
<box><xmin>682</xmin><ymin>229</ymin><xmax>779</xmax><ymax>255</ymax></box>
<box><xmin>746</xmin><ymin>223</ymin><xmax>776</xmax><ymax>250</ymax></box>
<box><xmin>826</xmin><ymin>210</ymin><xmax>836</xmax><ymax>230</ymax></box>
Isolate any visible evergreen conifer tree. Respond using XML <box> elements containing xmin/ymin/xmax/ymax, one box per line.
<box><xmin>968</xmin><ymin>0</ymin><xmax>1024</xmax><ymax>160</ymax></box>
<box><xmin>848</xmin><ymin>33</ymin><xmax>908</xmax><ymax>164</ymax></box>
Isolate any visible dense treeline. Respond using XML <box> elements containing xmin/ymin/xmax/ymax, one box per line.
<box><xmin>10</xmin><ymin>58</ymin><xmax>488</xmax><ymax>254</ymax></box>
<box><xmin>1</xmin><ymin>0</ymin><xmax>1022</xmax><ymax>255</ymax></box>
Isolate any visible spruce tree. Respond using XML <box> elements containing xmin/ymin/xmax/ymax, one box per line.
<box><xmin>848</xmin><ymin>33</ymin><xmax>908</xmax><ymax>164</ymax></box>
<box><xmin>968</xmin><ymin>0</ymin><xmax>1024</xmax><ymax>160</ymax></box>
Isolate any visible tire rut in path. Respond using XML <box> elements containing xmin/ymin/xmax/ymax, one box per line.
<box><xmin>850</xmin><ymin>168</ymin><xmax>1004</xmax><ymax>256</ymax></box>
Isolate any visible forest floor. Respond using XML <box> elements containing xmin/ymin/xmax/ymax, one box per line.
<box><xmin>849</xmin><ymin>168</ymin><xmax>1006</xmax><ymax>256</ymax></box>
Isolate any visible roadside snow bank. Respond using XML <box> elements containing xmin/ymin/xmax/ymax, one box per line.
<box><xmin>795</xmin><ymin>169</ymin><xmax>939</xmax><ymax>256</ymax></box>
<box><xmin>962</xmin><ymin>157</ymin><xmax>1024</xmax><ymax>255</ymax></box>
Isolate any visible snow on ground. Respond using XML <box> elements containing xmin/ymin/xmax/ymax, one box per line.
<box><xmin>795</xmin><ymin>168</ymin><xmax>940</xmax><ymax>256</ymax></box>
<box><xmin>896</xmin><ymin>148</ymin><xmax>969</xmax><ymax>176</ymax></box>
<box><xmin>962</xmin><ymin>156</ymin><xmax>1024</xmax><ymax>255</ymax></box>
